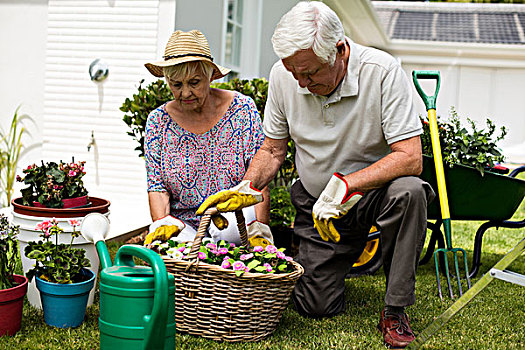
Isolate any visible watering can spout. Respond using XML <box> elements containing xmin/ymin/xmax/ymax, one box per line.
<box><xmin>80</xmin><ymin>213</ymin><xmax>112</xmax><ymax>269</ymax></box>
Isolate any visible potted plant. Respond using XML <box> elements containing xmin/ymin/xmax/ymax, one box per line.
<box><xmin>420</xmin><ymin>107</ymin><xmax>507</xmax><ymax>176</ymax></box>
<box><xmin>16</xmin><ymin>160</ymin><xmax>89</xmax><ymax>208</ymax></box>
<box><xmin>0</xmin><ymin>214</ymin><xmax>28</xmax><ymax>336</ymax></box>
<box><xmin>25</xmin><ymin>218</ymin><xmax>95</xmax><ymax>328</ymax></box>
<box><xmin>10</xmin><ymin>160</ymin><xmax>110</xmax><ymax>309</ymax></box>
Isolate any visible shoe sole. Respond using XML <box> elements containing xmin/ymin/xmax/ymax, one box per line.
<box><xmin>377</xmin><ymin>322</ymin><xmax>410</xmax><ymax>349</ymax></box>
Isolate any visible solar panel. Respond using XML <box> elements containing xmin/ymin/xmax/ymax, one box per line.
<box><xmin>393</xmin><ymin>11</ymin><xmax>434</xmax><ymax>41</ymax></box>
<box><xmin>436</xmin><ymin>12</ymin><xmax>476</xmax><ymax>43</ymax></box>
<box><xmin>517</xmin><ymin>13</ymin><xmax>525</xmax><ymax>42</ymax></box>
<box><xmin>386</xmin><ymin>8</ymin><xmax>525</xmax><ymax>45</ymax></box>
<box><xmin>478</xmin><ymin>13</ymin><xmax>521</xmax><ymax>44</ymax></box>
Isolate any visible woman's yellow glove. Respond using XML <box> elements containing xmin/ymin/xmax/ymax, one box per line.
<box><xmin>211</xmin><ymin>214</ymin><xmax>229</xmax><ymax>230</ymax></box>
<box><xmin>144</xmin><ymin>215</ymin><xmax>186</xmax><ymax>245</ymax></box>
<box><xmin>196</xmin><ymin>180</ymin><xmax>263</xmax><ymax>215</ymax></box>
<box><xmin>144</xmin><ymin>226</ymin><xmax>181</xmax><ymax>245</ymax></box>
<box><xmin>246</xmin><ymin>220</ymin><xmax>274</xmax><ymax>248</ymax></box>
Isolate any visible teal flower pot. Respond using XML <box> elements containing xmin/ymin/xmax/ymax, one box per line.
<box><xmin>35</xmin><ymin>269</ymin><xmax>96</xmax><ymax>328</ymax></box>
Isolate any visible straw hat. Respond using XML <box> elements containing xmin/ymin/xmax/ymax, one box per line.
<box><xmin>145</xmin><ymin>30</ymin><xmax>230</xmax><ymax>80</ymax></box>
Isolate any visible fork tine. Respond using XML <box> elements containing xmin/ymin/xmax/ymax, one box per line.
<box><xmin>442</xmin><ymin>251</ymin><xmax>455</xmax><ymax>298</ymax></box>
<box><xmin>456</xmin><ymin>248</ymin><xmax>471</xmax><ymax>290</ymax></box>
<box><xmin>452</xmin><ymin>250</ymin><xmax>464</xmax><ymax>296</ymax></box>
<box><xmin>434</xmin><ymin>251</ymin><xmax>443</xmax><ymax>300</ymax></box>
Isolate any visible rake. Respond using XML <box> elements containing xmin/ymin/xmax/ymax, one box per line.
<box><xmin>412</xmin><ymin>71</ymin><xmax>471</xmax><ymax>299</ymax></box>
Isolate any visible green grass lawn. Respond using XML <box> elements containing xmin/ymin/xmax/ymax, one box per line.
<box><xmin>1</xmin><ymin>189</ymin><xmax>524</xmax><ymax>349</ymax></box>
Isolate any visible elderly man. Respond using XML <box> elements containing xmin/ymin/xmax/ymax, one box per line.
<box><xmin>197</xmin><ymin>2</ymin><xmax>434</xmax><ymax>348</ymax></box>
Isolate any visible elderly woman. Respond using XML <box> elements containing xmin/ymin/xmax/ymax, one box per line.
<box><xmin>143</xmin><ymin>30</ymin><xmax>271</xmax><ymax>245</ymax></box>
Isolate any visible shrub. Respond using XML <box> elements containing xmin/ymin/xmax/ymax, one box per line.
<box><xmin>121</xmin><ymin>79</ymin><xmax>172</xmax><ymax>157</ymax></box>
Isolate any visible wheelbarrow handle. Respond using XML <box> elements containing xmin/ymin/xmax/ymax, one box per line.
<box><xmin>412</xmin><ymin>70</ymin><xmax>441</xmax><ymax>111</ymax></box>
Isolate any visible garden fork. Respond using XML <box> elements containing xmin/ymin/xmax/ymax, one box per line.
<box><xmin>412</xmin><ymin>71</ymin><xmax>471</xmax><ymax>299</ymax></box>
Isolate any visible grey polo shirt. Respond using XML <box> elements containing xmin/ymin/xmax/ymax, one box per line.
<box><xmin>263</xmin><ymin>40</ymin><xmax>422</xmax><ymax>198</ymax></box>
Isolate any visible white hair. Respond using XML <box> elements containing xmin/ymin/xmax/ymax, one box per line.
<box><xmin>271</xmin><ymin>1</ymin><xmax>345</xmax><ymax>65</ymax></box>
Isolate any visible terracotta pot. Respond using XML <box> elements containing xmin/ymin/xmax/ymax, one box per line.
<box><xmin>0</xmin><ymin>274</ymin><xmax>28</xmax><ymax>336</ymax></box>
<box><xmin>12</xmin><ymin>196</ymin><xmax>109</xmax><ymax>218</ymax></box>
<box><xmin>32</xmin><ymin>195</ymin><xmax>89</xmax><ymax>209</ymax></box>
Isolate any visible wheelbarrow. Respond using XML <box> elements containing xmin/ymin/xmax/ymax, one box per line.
<box><xmin>418</xmin><ymin>156</ymin><xmax>525</xmax><ymax>279</ymax></box>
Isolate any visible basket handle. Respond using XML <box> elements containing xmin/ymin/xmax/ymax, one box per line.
<box><xmin>187</xmin><ymin>207</ymin><xmax>249</xmax><ymax>259</ymax></box>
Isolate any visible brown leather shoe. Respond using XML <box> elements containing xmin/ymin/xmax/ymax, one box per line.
<box><xmin>377</xmin><ymin>309</ymin><xmax>415</xmax><ymax>349</ymax></box>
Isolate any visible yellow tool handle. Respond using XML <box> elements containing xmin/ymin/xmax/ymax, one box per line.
<box><xmin>427</xmin><ymin>108</ymin><xmax>450</xmax><ymax>219</ymax></box>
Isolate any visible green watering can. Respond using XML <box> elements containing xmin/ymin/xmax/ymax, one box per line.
<box><xmin>80</xmin><ymin>213</ymin><xmax>176</xmax><ymax>350</ymax></box>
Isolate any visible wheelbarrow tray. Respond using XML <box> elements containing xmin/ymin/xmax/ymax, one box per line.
<box><xmin>420</xmin><ymin>155</ymin><xmax>525</xmax><ymax>221</ymax></box>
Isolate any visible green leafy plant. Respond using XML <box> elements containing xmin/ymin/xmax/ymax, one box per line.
<box><xmin>24</xmin><ymin>218</ymin><xmax>90</xmax><ymax>284</ymax></box>
<box><xmin>212</xmin><ymin>78</ymin><xmax>269</xmax><ymax>120</ymax></box>
<box><xmin>270</xmin><ymin>186</ymin><xmax>296</xmax><ymax>229</ymax></box>
<box><xmin>0</xmin><ymin>106</ymin><xmax>30</xmax><ymax>207</ymax></box>
<box><xmin>149</xmin><ymin>238</ymin><xmax>296</xmax><ymax>277</ymax></box>
<box><xmin>421</xmin><ymin>107</ymin><xmax>507</xmax><ymax>175</ymax></box>
<box><xmin>0</xmin><ymin>214</ymin><xmax>19</xmax><ymax>289</ymax></box>
<box><xmin>16</xmin><ymin>160</ymin><xmax>88</xmax><ymax>208</ymax></box>
<box><xmin>121</xmin><ymin>79</ymin><xmax>173</xmax><ymax>157</ymax></box>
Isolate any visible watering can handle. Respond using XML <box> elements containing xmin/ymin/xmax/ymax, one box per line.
<box><xmin>412</xmin><ymin>70</ymin><xmax>440</xmax><ymax>111</ymax></box>
<box><xmin>114</xmin><ymin>245</ymin><xmax>169</xmax><ymax>350</ymax></box>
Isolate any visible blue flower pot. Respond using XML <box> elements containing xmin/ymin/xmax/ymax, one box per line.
<box><xmin>35</xmin><ymin>269</ymin><xmax>96</xmax><ymax>328</ymax></box>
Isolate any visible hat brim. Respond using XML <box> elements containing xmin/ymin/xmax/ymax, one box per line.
<box><xmin>145</xmin><ymin>55</ymin><xmax>230</xmax><ymax>81</ymax></box>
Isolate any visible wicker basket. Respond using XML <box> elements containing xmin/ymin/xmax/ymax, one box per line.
<box><xmin>162</xmin><ymin>208</ymin><xmax>304</xmax><ymax>342</ymax></box>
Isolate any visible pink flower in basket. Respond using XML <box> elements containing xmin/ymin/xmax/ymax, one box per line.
<box><xmin>217</xmin><ymin>247</ymin><xmax>228</xmax><ymax>255</ymax></box>
<box><xmin>253</xmin><ymin>246</ymin><xmax>263</xmax><ymax>253</ymax></box>
<box><xmin>197</xmin><ymin>252</ymin><xmax>206</xmax><ymax>260</ymax></box>
<box><xmin>205</xmin><ymin>243</ymin><xmax>216</xmax><ymax>250</ymax></box>
<box><xmin>276</xmin><ymin>251</ymin><xmax>286</xmax><ymax>259</ymax></box>
<box><xmin>265</xmin><ymin>245</ymin><xmax>278</xmax><ymax>254</ymax></box>
<box><xmin>232</xmin><ymin>261</ymin><xmax>245</xmax><ymax>271</ymax></box>
<box><xmin>240</xmin><ymin>253</ymin><xmax>253</xmax><ymax>261</ymax></box>
<box><xmin>221</xmin><ymin>260</ymin><xmax>231</xmax><ymax>269</ymax></box>
<box><xmin>263</xmin><ymin>263</ymin><xmax>273</xmax><ymax>273</ymax></box>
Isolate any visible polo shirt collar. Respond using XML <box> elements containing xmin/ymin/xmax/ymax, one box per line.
<box><xmin>296</xmin><ymin>38</ymin><xmax>360</xmax><ymax>100</ymax></box>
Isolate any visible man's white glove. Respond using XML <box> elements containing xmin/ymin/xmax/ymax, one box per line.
<box><xmin>196</xmin><ymin>180</ymin><xmax>263</xmax><ymax>215</ymax></box>
<box><xmin>312</xmin><ymin>173</ymin><xmax>363</xmax><ymax>243</ymax></box>
<box><xmin>247</xmin><ymin>220</ymin><xmax>274</xmax><ymax>248</ymax></box>
<box><xmin>144</xmin><ymin>215</ymin><xmax>186</xmax><ymax>245</ymax></box>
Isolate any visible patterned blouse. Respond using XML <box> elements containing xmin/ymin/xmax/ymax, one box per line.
<box><xmin>145</xmin><ymin>92</ymin><xmax>264</xmax><ymax>229</ymax></box>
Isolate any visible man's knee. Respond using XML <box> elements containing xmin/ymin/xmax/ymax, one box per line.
<box><xmin>292</xmin><ymin>290</ymin><xmax>343</xmax><ymax>318</ymax></box>
<box><xmin>292</xmin><ymin>276</ymin><xmax>345</xmax><ymax>318</ymax></box>
<box><xmin>388</xmin><ymin>177</ymin><xmax>434</xmax><ymax>206</ymax></box>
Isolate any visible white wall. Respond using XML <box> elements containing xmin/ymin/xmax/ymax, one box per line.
<box><xmin>402</xmin><ymin>62</ymin><xmax>525</xmax><ymax>151</ymax></box>
<box><xmin>0</xmin><ymin>0</ymin><xmax>176</xmax><ymax>237</ymax></box>
<box><xmin>0</xmin><ymin>0</ymin><xmax>47</xmax><ymax>189</ymax></box>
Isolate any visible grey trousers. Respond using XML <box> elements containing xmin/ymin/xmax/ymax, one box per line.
<box><xmin>290</xmin><ymin>176</ymin><xmax>435</xmax><ymax>318</ymax></box>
